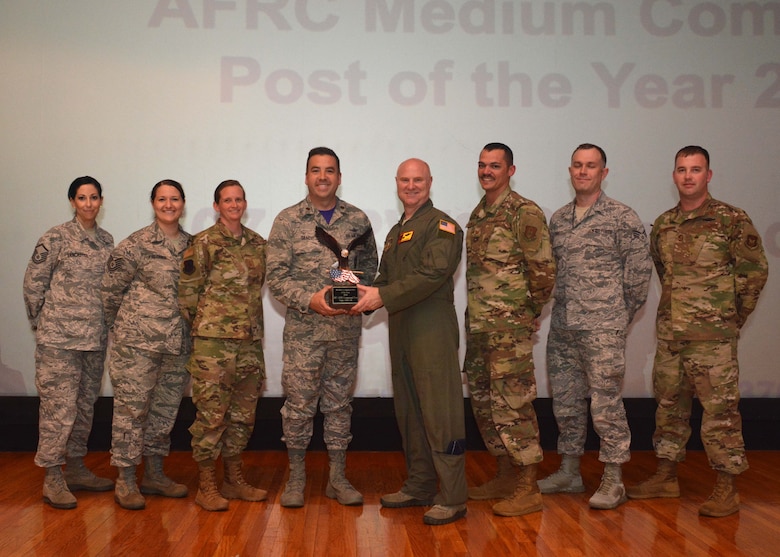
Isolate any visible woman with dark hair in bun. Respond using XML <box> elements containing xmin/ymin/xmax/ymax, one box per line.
<box><xmin>23</xmin><ymin>176</ymin><xmax>115</xmax><ymax>509</ymax></box>
<box><xmin>102</xmin><ymin>179</ymin><xmax>192</xmax><ymax>510</ymax></box>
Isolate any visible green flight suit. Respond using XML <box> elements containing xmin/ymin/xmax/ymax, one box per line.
<box><xmin>375</xmin><ymin>199</ymin><xmax>467</xmax><ymax>506</ymax></box>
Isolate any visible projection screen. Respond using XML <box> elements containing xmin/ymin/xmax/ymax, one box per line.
<box><xmin>1</xmin><ymin>1</ymin><xmax>778</xmax><ymax>398</ymax></box>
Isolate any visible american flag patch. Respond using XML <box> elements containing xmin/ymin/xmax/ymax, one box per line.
<box><xmin>439</xmin><ymin>220</ymin><xmax>456</xmax><ymax>234</ymax></box>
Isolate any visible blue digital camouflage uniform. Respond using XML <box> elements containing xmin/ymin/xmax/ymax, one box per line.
<box><xmin>547</xmin><ymin>191</ymin><xmax>652</xmax><ymax>464</ymax></box>
<box><xmin>102</xmin><ymin>221</ymin><xmax>192</xmax><ymax>467</ymax></box>
<box><xmin>178</xmin><ymin>220</ymin><xmax>266</xmax><ymax>463</ymax></box>
<box><xmin>464</xmin><ymin>187</ymin><xmax>556</xmax><ymax>466</ymax></box>
<box><xmin>266</xmin><ymin>197</ymin><xmax>377</xmax><ymax>451</ymax></box>
<box><xmin>375</xmin><ymin>199</ymin><xmax>467</xmax><ymax>507</ymax></box>
<box><xmin>650</xmin><ymin>195</ymin><xmax>768</xmax><ymax>474</ymax></box>
<box><xmin>23</xmin><ymin>217</ymin><xmax>114</xmax><ymax>468</ymax></box>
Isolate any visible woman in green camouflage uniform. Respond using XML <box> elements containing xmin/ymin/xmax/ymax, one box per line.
<box><xmin>179</xmin><ymin>180</ymin><xmax>268</xmax><ymax>512</ymax></box>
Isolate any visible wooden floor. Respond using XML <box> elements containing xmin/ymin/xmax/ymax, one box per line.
<box><xmin>0</xmin><ymin>451</ymin><xmax>777</xmax><ymax>556</ymax></box>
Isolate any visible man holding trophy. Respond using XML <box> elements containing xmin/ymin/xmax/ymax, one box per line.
<box><xmin>267</xmin><ymin>147</ymin><xmax>378</xmax><ymax>508</ymax></box>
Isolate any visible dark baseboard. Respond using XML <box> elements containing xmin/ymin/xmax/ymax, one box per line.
<box><xmin>1</xmin><ymin>397</ymin><xmax>778</xmax><ymax>452</ymax></box>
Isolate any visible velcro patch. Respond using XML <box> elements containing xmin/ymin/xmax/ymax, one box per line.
<box><xmin>32</xmin><ymin>243</ymin><xmax>49</xmax><ymax>264</ymax></box>
<box><xmin>107</xmin><ymin>256</ymin><xmax>124</xmax><ymax>273</ymax></box>
<box><xmin>439</xmin><ymin>219</ymin><xmax>456</xmax><ymax>235</ymax></box>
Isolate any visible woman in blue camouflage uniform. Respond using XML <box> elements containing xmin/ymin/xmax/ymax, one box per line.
<box><xmin>23</xmin><ymin>176</ymin><xmax>114</xmax><ymax>509</ymax></box>
<box><xmin>102</xmin><ymin>180</ymin><xmax>192</xmax><ymax>510</ymax></box>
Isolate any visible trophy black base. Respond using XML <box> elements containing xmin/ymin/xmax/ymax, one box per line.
<box><xmin>328</xmin><ymin>284</ymin><xmax>358</xmax><ymax>309</ymax></box>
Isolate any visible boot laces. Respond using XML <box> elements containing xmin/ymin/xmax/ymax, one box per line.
<box><xmin>596</xmin><ymin>469</ymin><xmax>620</xmax><ymax>495</ymax></box>
<box><xmin>708</xmin><ymin>475</ymin><xmax>730</xmax><ymax>502</ymax></box>
<box><xmin>49</xmin><ymin>472</ymin><xmax>69</xmax><ymax>493</ymax></box>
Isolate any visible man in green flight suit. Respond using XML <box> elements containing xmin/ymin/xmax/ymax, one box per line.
<box><xmin>353</xmin><ymin>158</ymin><xmax>468</xmax><ymax>526</ymax></box>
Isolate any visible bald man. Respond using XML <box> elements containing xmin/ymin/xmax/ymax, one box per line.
<box><xmin>353</xmin><ymin>159</ymin><xmax>467</xmax><ymax>526</ymax></box>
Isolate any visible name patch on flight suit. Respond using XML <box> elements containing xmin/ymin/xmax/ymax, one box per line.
<box><xmin>399</xmin><ymin>230</ymin><xmax>414</xmax><ymax>243</ymax></box>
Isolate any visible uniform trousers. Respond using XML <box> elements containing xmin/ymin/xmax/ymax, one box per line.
<box><xmin>464</xmin><ymin>328</ymin><xmax>542</xmax><ymax>466</ymax></box>
<box><xmin>34</xmin><ymin>345</ymin><xmax>105</xmax><ymax>468</ymax></box>
<box><xmin>546</xmin><ymin>327</ymin><xmax>631</xmax><ymax>464</ymax></box>
<box><xmin>188</xmin><ymin>338</ymin><xmax>264</xmax><ymax>462</ymax></box>
<box><xmin>280</xmin><ymin>336</ymin><xmax>359</xmax><ymax>451</ymax></box>
<box><xmin>388</xmin><ymin>299</ymin><xmax>467</xmax><ymax>506</ymax></box>
<box><xmin>653</xmin><ymin>337</ymin><xmax>747</xmax><ymax>474</ymax></box>
<box><xmin>109</xmin><ymin>344</ymin><xmax>189</xmax><ymax>467</ymax></box>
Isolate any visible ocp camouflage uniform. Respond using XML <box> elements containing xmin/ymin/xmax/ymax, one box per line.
<box><xmin>102</xmin><ymin>222</ymin><xmax>192</xmax><ymax>467</ymax></box>
<box><xmin>23</xmin><ymin>217</ymin><xmax>114</xmax><ymax>468</ymax></box>
<box><xmin>178</xmin><ymin>220</ymin><xmax>266</xmax><ymax>462</ymax></box>
<box><xmin>650</xmin><ymin>195</ymin><xmax>768</xmax><ymax>474</ymax></box>
<box><xmin>266</xmin><ymin>197</ymin><xmax>377</xmax><ymax>450</ymax></box>
<box><xmin>464</xmin><ymin>187</ymin><xmax>555</xmax><ymax>466</ymax></box>
<box><xmin>547</xmin><ymin>192</ymin><xmax>651</xmax><ymax>464</ymax></box>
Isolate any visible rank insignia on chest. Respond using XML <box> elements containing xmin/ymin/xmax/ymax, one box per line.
<box><xmin>399</xmin><ymin>230</ymin><xmax>414</xmax><ymax>243</ymax></box>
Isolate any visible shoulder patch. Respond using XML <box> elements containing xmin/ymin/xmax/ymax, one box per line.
<box><xmin>439</xmin><ymin>220</ymin><xmax>456</xmax><ymax>235</ymax></box>
<box><xmin>183</xmin><ymin>259</ymin><xmax>196</xmax><ymax>275</ymax></box>
<box><xmin>524</xmin><ymin>225</ymin><xmax>538</xmax><ymax>241</ymax></box>
<box><xmin>31</xmin><ymin>243</ymin><xmax>49</xmax><ymax>264</ymax></box>
<box><xmin>745</xmin><ymin>234</ymin><xmax>759</xmax><ymax>250</ymax></box>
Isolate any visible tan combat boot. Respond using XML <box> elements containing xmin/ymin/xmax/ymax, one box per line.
<box><xmin>626</xmin><ymin>458</ymin><xmax>680</xmax><ymax>499</ymax></box>
<box><xmin>468</xmin><ymin>454</ymin><xmax>515</xmax><ymax>500</ymax></box>
<box><xmin>589</xmin><ymin>463</ymin><xmax>627</xmax><ymax>510</ymax></box>
<box><xmin>325</xmin><ymin>450</ymin><xmax>363</xmax><ymax>505</ymax></box>
<box><xmin>64</xmin><ymin>456</ymin><xmax>113</xmax><ymax>492</ymax></box>
<box><xmin>221</xmin><ymin>455</ymin><xmax>267</xmax><ymax>501</ymax></box>
<box><xmin>537</xmin><ymin>455</ymin><xmax>585</xmax><ymax>494</ymax></box>
<box><xmin>115</xmin><ymin>466</ymin><xmax>146</xmax><ymax>510</ymax></box>
<box><xmin>280</xmin><ymin>449</ymin><xmax>306</xmax><ymax>508</ymax></box>
<box><xmin>141</xmin><ymin>455</ymin><xmax>188</xmax><ymax>498</ymax></box>
<box><xmin>43</xmin><ymin>466</ymin><xmax>77</xmax><ymax>509</ymax></box>
<box><xmin>195</xmin><ymin>460</ymin><xmax>229</xmax><ymax>511</ymax></box>
<box><xmin>492</xmin><ymin>463</ymin><xmax>543</xmax><ymax>517</ymax></box>
<box><xmin>699</xmin><ymin>471</ymin><xmax>740</xmax><ymax>517</ymax></box>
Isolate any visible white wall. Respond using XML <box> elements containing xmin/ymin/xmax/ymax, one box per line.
<box><xmin>2</xmin><ymin>1</ymin><xmax>778</xmax><ymax>397</ymax></box>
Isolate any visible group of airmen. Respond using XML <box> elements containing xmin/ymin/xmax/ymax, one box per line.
<box><xmin>23</xmin><ymin>142</ymin><xmax>768</xmax><ymax>526</ymax></box>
